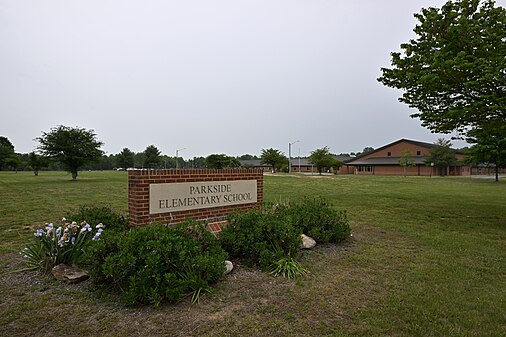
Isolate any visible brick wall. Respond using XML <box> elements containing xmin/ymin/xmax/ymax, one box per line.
<box><xmin>128</xmin><ymin>169</ymin><xmax>263</xmax><ymax>228</ymax></box>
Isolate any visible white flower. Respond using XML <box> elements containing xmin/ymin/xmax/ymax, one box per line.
<box><xmin>92</xmin><ymin>231</ymin><xmax>102</xmax><ymax>241</ymax></box>
<box><xmin>95</xmin><ymin>223</ymin><xmax>104</xmax><ymax>229</ymax></box>
<box><xmin>80</xmin><ymin>223</ymin><xmax>91</xmax><ymax>233</ymax></box>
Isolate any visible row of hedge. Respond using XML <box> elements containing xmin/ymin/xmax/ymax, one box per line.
<box><xmin>23</xmin><ymin>198</ymin><xmax>351</xmax><ymax>306</ymax></box>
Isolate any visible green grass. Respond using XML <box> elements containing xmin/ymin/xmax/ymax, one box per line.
<box><xmin>0</xmin><ymin>171</ymin><xmax>505</xmax><ymax>336</ymax></box>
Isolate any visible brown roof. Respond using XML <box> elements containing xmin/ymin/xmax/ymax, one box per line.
<box><xmin>346</xmin><ymin>138</ymin><xmax>463</xmax><ymax>165</ymax></box>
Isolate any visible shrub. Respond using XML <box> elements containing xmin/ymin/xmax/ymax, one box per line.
<box><xmin>282</xmin><ymin>197</ymin><xmax>351</xmax><ymax>244</ymax></box>
<box><xmin>65</xmin><ymin>206</ymin><xmax>130</xmax><ymax>232</ymax></box>
<box><xmin>219</xmin><ymin>208</ymin><xmax>302</xmax><ymax>271</ymax></box>
<box><xmin>22</xmin><ymin>221</ymin><xmax>104</xmax><ymax>272</ymax></box>
<box><xmin>270</xmin><ymin>256</ymin><xmax>308</xmax><ymax>279</ymax></box>
<box><xmin>89</xmin><ymin>220</ymin><xmax>227</xmax><ymax>306</ymax></box>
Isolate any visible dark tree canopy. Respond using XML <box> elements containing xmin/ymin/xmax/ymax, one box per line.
<box><xmin>0</xmin><ymin>136</ymin><xmax>17</xmax><ymax>170</ymax></box>
<box><xmin>116</xmin><ymin>147</ymin><xmax>135</xmax><ymax>169</ymax></box>
<box><xmin>378</xmin><ymin>0</ymin><xmax>506</xmax><ymax>138</ymax></box>
<box><xmin>308</xmin><ymin>146</ymin><xmax>334</xmax><ymax>175</ymax></box>
<box><xmin>143</xmin><ymin>145</ymin><xmax>161</xmax><ymax>168</ymax></box>
<box><xmin>37</xmin><ymin>125</ymin><xmax>104</xmax><ymax>180</ymax></box>
<box><xmin>28</xmin><ymin>152</ymin><xmax>48</xmax><ymax>176</ymax></box>
<box><xmin>238</xmin><ymin>154</ymin><xmax>259</xmax><ymax>160</ymax></box>
<box><xmin>466</xmin><ymin>125</ymin><xmax>506</xmax><ymax>181</ymax></box>
<box><xmin>205</xmin><ymin>154</ymin><xmax>240</xmax><ymax>169</ymax></box>
<box><xmin>260</xmin><ymin>148</ymin><xmax>287</xmax><ymax>172</ymax></box>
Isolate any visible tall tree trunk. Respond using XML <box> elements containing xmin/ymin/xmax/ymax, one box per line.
<box><xmin>495</xmin><ymin>165</ymin><xmax>499</xmax><ymax>182</ymax></box>
<box><xmin>71</xmin><ymin>169</ymin><xmax>78</xmax><ymax>181</ymax></box>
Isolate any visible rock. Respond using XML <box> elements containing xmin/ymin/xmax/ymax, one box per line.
<box><xmin>301</xmin><ymin>234</ymin><xmax>316</xmax><ymax>249</ymax></box>
<box><xmin>224</xmin><ymin>260</ymin><xmax>234</xmax><ymax>274</ymax></box>
<box><xmin>51</xmin><ymin>264</ymin><xmax>89</xmax><ymax>284</ymax></box>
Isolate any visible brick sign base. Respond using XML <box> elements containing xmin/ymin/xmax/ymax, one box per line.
<box><xmin>128</xmin><ymin>169</ymin><xmax>263</xmax><ymax>228</ymax></box>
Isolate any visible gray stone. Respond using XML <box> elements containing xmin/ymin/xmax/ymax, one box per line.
<box><xmin>51</xmin><ymin>264</ymin><xmax>89</xmax><ymax>284</ymax></box>
<box><xmin>301</xmin><ymin>234</ymin><xmax>316</xmax><ymax>249</ymax></box>
<box><xmin>224</xmin><ymin>260</ymin><xmax>234</xmax><ymax>274</ymax></box>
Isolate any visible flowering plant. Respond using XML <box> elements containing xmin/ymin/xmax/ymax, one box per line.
<box><xmin>22</xmin><ymin>218</ymin><xmax>105</xmax><ymax>271</ymax></box>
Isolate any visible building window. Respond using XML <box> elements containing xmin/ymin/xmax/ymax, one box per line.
<box><xmin>357</xmin><ymin>165</ymin><xmax>373</xmax><ymax>172</ymax></box>
<box><xmin>416</xmin><ymin>150</ymin><xmax>421</xmax><ymax>156</ymax></box>
<box><xmin>387</xmin><ymin>152</ymin><xmax>391</xmax><ymax>156</ymax></box>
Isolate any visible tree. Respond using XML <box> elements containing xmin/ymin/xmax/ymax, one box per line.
<box><xmin>330</xmin><ymin>158</ymin><xmax>344</xmax><ymax>175</ymax></box>
<box><xmin>28</xmin><ymin>152</ymin><xmax>48</xmax><ymax>176</ymax></box>
<box><xmin>134</xmin><ymin>152</ymin><xmax>145</xmax><ymax>168</ymax></box>
<box><xmin>425</xmin><ymin>138</ymin><xmax>457</xmax><ymax>176</ymax></box>
<box><xmin>0</xmin><ymin>136</ymin><xmax>17</xmax><ymax>170</ymax></box>
<box><xmin>308</xmin><ymin>146</ymin><xmax>334</xmax><ymax>175</ymax></box>
<box><xmin>37</xmin><ymin>125</ymin><xmax>104</xmax><ymax>180</ymax></box>
<box><xmin>360</xmin><ymin>147</ymin><xmax>375</xmax><ymax>156</ymax></box>
<box><xmin>378</xmin><ymin>0</ymin><xmax>506</xmax><ymax>139</ymax></box>
<box><xmin>260</xmin><ymin>148</ymin><xmax>287</xmax><ymax>172</ymax></box>
<box><xmin>238</xmin><ymin>154</ymin><xmax>259</xmax><ymax>160</ymax></box>
<box><xmin>466</xmin><ymin>125</ymin><xmax>506</xmax><ymax>181</ymax></box>
<box><xmin>143</xmin><ymin>145</ymin><xmax>161</xmax><ymax>168</ymax></box>
<box><xmin>399</xmin><ymin>150</ymin><xmax>416</xmax><ymax>177</ymax></box>
<box><xmin>205</xmin><ymin>154</ymin><xmax>240</xmax><ymax>169</ymax></box>
<box><xmin>192</xmin><ymin>156</ymin><xmax>207</xmax><ymax>169</ymax></box>
<box><xmin>116</xmin><ymin>148</ymin><xmax>135</xmax><ymax>169</ymax></box>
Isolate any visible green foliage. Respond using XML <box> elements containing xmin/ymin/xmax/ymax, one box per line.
<box><xmin>0</xmin><ymin>136</ymin><xmax>18</xmax><ymax>170</ymax></box>
<box><xmin>260</xmin><ymin>148</ymin><xmax>287</xmax><ymax>172</ymax></box>
<box><xmin>36</xmin><ymin>125</ymin><xmax>104</xmax><ymax>180</ymax></box>
<box><xmin>65</xmin><ymin>206</ymin><xmax>130</xmax><ymax>232</ymax></box>
<box><xmin>143</xmin><ymin>145</ymin><xmax>161</xmax><ymax>168</ymax></box>
<box><xmin>330</xmin><ymin>159</ymin><xmax>344</xmax><ymax>174</ymax></box>
<box><xmin>399</xmin><ymin>150</ymin><xmax>416</xmax><ymax>177</ymax></box>
<box><xmin>378</xmin><ymin>0</ymin><xmax>506</xmax><ymax>139</ymax></box>
<box><xmin>28</xmin><ymin>152</ymin><xmax>49</xmax><ymax>176</ymax></box>
<box><xmin>308</xmin><ymin>146</ymin><xmax>334</xmax><ymax>175</ymax></box>
<box><xmin>280</xmin><ymin>197</ymin><xmax>351</xmax><ymax>244</ymax></box>
<box><xmin>205</xmin><ymin>154</ymin><xmax>241</xmax><ymax>169</ymax></box>
<box><xmin>89</xmin><ymin>221</ymin><xmax>227</xmax><ymax>306</ymax></box>
<box><xmin>220</xmin><ymin>198</ymin><xmax>350</xmax><ymax>275</ymax></box>
<box><xmin>270</xmin><ymin>256</ymin><xmax>308</xmax><ymax>279</ymax></box>
<box><xmin>466</xmin><ymin>124</ymin><xmax>506</xmax><ymax>181</ymax></box>
<box><xmin>116</xmin><ymin>148</ymin><xmax>135</xmax><ymax>169</ymax></box>
<box><xmin>238</xmin><ymin>154</ymin><xmax>259</xmax><ymax>160</ymax></box>
<box><xmin>22</xmin><ymin>221</ymin><xmax>104</xmax><ymax>272</ymax></box>
<box><xmin>220</xmin><ymin>208</ymin><xmax>302</xmax><ymax>271</ymax></box>
<box><xmin>425</xmin><ymin>139</ymin><xmax>458</xmax><ymax>174</ymax></box>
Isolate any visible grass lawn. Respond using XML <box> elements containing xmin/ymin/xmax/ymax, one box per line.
<box><xmin>0</xmin><ymin>171</ymin><xmax>505</xmax><ymax>336</ymax></box>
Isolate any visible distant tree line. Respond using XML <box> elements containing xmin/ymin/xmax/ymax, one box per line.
<box><xmin>2</xmin><ymin>122</ymin><xmax>504</xmax><ymax>181</ymax></box>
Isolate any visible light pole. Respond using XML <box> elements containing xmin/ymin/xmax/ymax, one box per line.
<box><xmin>288</xmin><ymin>140</ymin><xmax>299</xmax><ymax>173</ymax></box>
<box><xmin>175</xmin><ymin>148</ymin><xmax>186</xmax><ymax>170</ymax></box>
<box><xmin>298</xmin><ymin>148</ymin><xmax>301</xmax><ymax>173</ymax></box>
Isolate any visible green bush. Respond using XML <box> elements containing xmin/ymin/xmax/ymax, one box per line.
<box><xmin>89</xmin><ymin>220</ymin><xmax>227</xmax><ymax>306</ymax></box>
<box><xmin>65</xmin><ymin>206</ymin><xmax>130</xmax><ymax>232</ymax></box>
<box><xmin>219</xmin><ymin>208</ymin><xmax>301</xmax><ymax>271</ymax></box>
<box><xmin>282</xmin><ymin>197</ymin><xmax>351</xmax><ymax>244</ymax></box>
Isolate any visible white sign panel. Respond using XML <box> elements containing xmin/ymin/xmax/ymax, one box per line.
<box><xmin>149</xmin><ymin>180</ymin><xmax>257</xmax><ymax>214</ymax></box>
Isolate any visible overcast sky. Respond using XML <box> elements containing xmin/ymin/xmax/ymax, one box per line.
<box><xmin>2</xmin><ymin>0</ymin><xmax>503</xmax><ymax>158</ymax></box>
